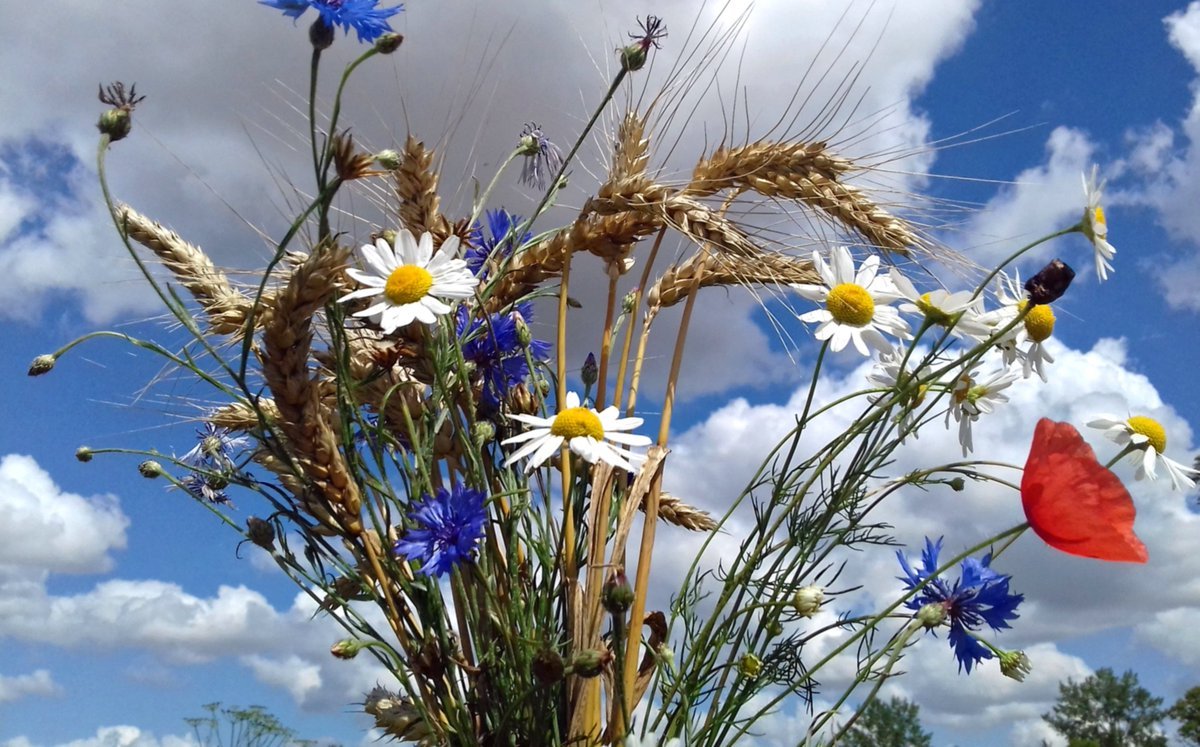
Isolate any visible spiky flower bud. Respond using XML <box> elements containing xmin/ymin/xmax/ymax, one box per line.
<box><xmin>246</xmin><ymin>517</ymin><xmax>276</xmax><ymax>551</ymax></box>
<box><xmin>999</xmin><ymin>650</ymin><xmax>1032</xmax><ymax>682</ymax></box>
<box><xmin>532</xmin><ymin>648</ymin><xmax>565</xmax><ymax>684</ymax></box>
<box><xmin>569</xmin><ymin>648</ymin><xmax>612</xmax><ymax>678</ymax></box>
<box><xmin>916</xmin><ymin>601</ymin><xmax>947</xmax><ymax>629</ymax></box>
<box><xmin>1024</xmin><ymin>258</ymin><xmax>1075</xmax><ymax>305</ymax></box>
<box><xmin>581</xmin><ymin>352</ymin><xmax>598</xmax><ymax>389</ymax></box>
<box><xmin>28</xmin><ymin>354</ymin><xmax>57</xmax><ymax>377</ymax></box>
<box><xmin>374</xmin><ymin>32</ymin><xmax>404</xmax><ymax>54</ymax></box>
<box><xmin>331</xmin><ymin>638</ymin><xmax>365</xmax><ymax>659</ymax></box>
<box><xmin>138</xmin><ymin>460</ymin><xmax>163</xmax><ymax>478</ymax></box>
<box><xmin>375</xmin><ymin>149</ymin><xmax>402</xmax><ymax>170</ymax></box>
<box><xmin>97</xmin><ymin>109</ymin><xmax>132</xmax><ymax>142</ymax></box>
<box><xmin>472</xmin><ymin>420</ymin><xmax>496</xmax><ymax>448</ymax></box>
<box><xmin>75</xmin><ymin>447</ymin><xmax>94</xmax><ymax>463</ymax></box>
<box><xmin>602</xmin><ymin>567</ymin><xmax>634</xmax><ymax>615</ymax></box>
<box><xmin>309</xmin><ymin>19</ymin><xmax>335</xmax><ymax>50</ymax></box>
<box><xmin>737</xmin><ymin>653</ymin><xmax>762</xmax><ymax>678</ymax></box>
<box><xmin>792</xmin><ymin>585</ymin><xmax>824</xmax><ymax>618</ymax></box>
<box><xmin>97</xmin><ymin>82</ymin><xmax>145</xmax><ymax>143</ymax></box>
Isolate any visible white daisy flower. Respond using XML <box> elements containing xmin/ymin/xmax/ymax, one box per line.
<box><xmin>503</xmin><ymin>391</ymin><xmax>652</xmax><ymax>474</ymax></box>
<box><xmin>867</xmin><ymin>348</ymin><xmax>928</xmax><ymax>438</ymax></box>
<box><xmin>946</xmin><ymin>365</ymin><xmax>1019</xmax><ymax>456</ymax></box>
<box><xmin>982</xmin><ymin>271</ymin><xmax>1056</xmax><ymax>382</ymax></box>
<box><xmin>339</xmin><ymin>229</ymin><xmax>476</xmax><ymax>334</ymax></box>
<box><xmin>1081</xmin><ymin>165</ymin><xmax>1116</xmax><ymax>282</ymax></box>
<box><xmin>1087</xmin><ymin>414</ymin><xmax>1198</xmax><ymax>491</ymax></box>
<box><xmin>792</xmin><ymin>247</ymin><xmax>908</xmax><ymax>356</ymax></box>
<box><xmin>890</xmin><ymin>271</ymin><xmax>991</xmax><ymax>341</ymax></box>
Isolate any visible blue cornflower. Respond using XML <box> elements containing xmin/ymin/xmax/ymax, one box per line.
<box><xmin>896</xmin><ymin>537</ymin><xmax>1023</xmax><ymax>674</ymax></box>
<box><xmin>394</xmin><ymin>486</ymin><xmax>489</xmax><ymax>577</ymax></box>
<box><xmin>180</xmin><ymin>424</ymin><xmax>247</xmax><ymax>472</ymax></box>
<box><xmin>259</xmin><ymin>0</ymin><xmax>403</xmax><ymax>43</ymax></box>
<box><xmin>181</xmin><ymin>473</ymin><xmax>232</xmax><ymax>505</ymax></box>
<box><xmin>517</xmin><ymin>123</ymin><xmax>564</xmax><ymax>190</ymax></box>
<box><xmin>466</xmin><ymin>209</ymin><xmax>531</xmax><ymax>278</ymax></box>
<box><xmin>457</xmin><ymin>302</ymin><xmax>550</xmax><ymax>411</ymax></box>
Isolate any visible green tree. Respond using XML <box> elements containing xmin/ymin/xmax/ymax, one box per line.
<box><xmin>1042</xmin><ymin>668</ymin><xmax>1168</xmax><ymax>747</ymax></box>
<box><xmin>1169</xmin><ymin>685</ymin><xmax>1200</xmax><ymax>745</ymax></box>
<box><xmin>841</xmin><ymin>696</ymin><xmax>933</xmax><ymax>747</ymax></box>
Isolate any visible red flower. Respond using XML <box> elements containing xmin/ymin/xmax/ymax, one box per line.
<box><xmin>1021</xmin><ymin>418</ymin><xmax>1148</xmax><ymax>563</ymax></box>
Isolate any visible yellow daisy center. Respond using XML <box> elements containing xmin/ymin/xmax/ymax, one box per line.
<box><xmin>1092</xmin><ymin>205</ymin><xmax>1107</xmax><ymax>230</ymax></box>
<box><xmin>918</xmin><ymin>292</ymin><xmax>956</xmax><ymax>327</ymax></box>
<box><xmin>827</xmin><ymin>283</ymin><xmax>875</xmax><ymax>326</ymax></box>
<box><xmin>550</xmin><ymin>407</ymin><xmax>605</xmax><ymax>440</ymax></box>
<box><xmin>1022</xmin><ymin>302</ymin><xmax>1055</xmax><ymax>342</ymax></box>
<box><xmin>1127</xmin><ymin>416</ymin><xmax>1167</xmax><ymax>454</ymax></box>
<box><xmin>384</xmin><ymin>265</ymin><xmax>434</xmax><ymax>305</ymax></box>
<box><xmin>953</xmin><ymin>375</ymin><xmax>973</xmax><ymax>404</ymax></box>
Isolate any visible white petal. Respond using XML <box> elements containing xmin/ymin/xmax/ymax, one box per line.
<box><xmin>415</xmin><ymin>231</ymin><xmax>434</xmax><ymax>266</ymax></box>
<box><xmin>604</xmin><ymin>430</ymin><xmax>653</xmax><ymax>447</ymax></box>
<box><xmin>396</xmin><ymin>229</ymin><xmax>421</xmax><ymax>265</ymax></box>
<box><xmin>564</xmin><ymin>392</ymin><xmax>582</xmax><ymax>409</ymax></box>
<box><xmin>525</xmin><ymin>434</ymin><xmax>566</xmax><ymax>472</ymax></box>
<box><xmin>345</xmin><ymin>268</ymin><xmax>387</xmax><ymax>287</ymax></box>
<box><xmin>339</xmin><ymin>286</ymin><xmax>384</xmax><ymax>303</ymax></box>
<box><xmin>830</xmin><ymin>246</ymin><xmax>854</xmax><ymax>285</ymax></box>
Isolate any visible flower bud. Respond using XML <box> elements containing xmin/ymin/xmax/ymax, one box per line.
<box><xmin>331</xmin><ymin>638</ymin><xmax>365</xmax><ymax>659</ymax></box>
<box><xmin>916</xmin><ymin>601</ymin><xmax>947</xmax><ymax>629</ymax></box>
<box><xmin>792</xmin><ymin>585</ymin><xmax>824</xmax><ymax>618</ymax></box>
<box><xmin>97</xmin><ymin>109</ymin><xmax>132</xmax><ymax>142</ymax></box>
<box><xmin>246</xmin><ymin>516</ymin><xmax>276</xmax><ymax>551</ymax></box>
<box><xmin>602</xmin><ymin>567</ymin><xmax>634</xmax><ymax>615</ymax></box>
<box><xmin>621</xmin><ymin>44</ymin><xmax>649</xmax><ymax>72</ymax></box>
<box><xmin>622</xmin><ymin>289</ymin><xmax>638</xmax><ymax>314</ymax></box>
<box><xmin>737</xmin><ymin>653</ymin><xmax>762</xmax><ymax>678</ymax></box>
<box><xmin>999</xmin><ymin>650</ymin><xmax>1032</xmax><ymax>682</ymax></box>
<box><xmin>75</xmin><ymin>447</ymin><xmax>94</xmax><ymax>463</ymax></box>
<box><xmin>581</xmin><ymin>352</ymin><xmax>598</xmax><ymax>389</ymax></box>
<box><xmin>472</xmin><ymin>420</ymin><xmax>496</xmax><ymax>448</ymax></box>
<box><xmin>569</xmin><ymin>648</ymin><xmax>612</xmax><ymax>678</ymax></box>
<box><xmin>1024</xmin><ymin>258</ymin><xmax>1075</xmax><ymax>305</ymax></box>
<box><xmin>947</xmin><ymin>477</ymin><xmax>966</xmax><ymax>492</ymax></box>
<box><xmin>378</xmin><ymin>229</ymin><xmax>397</xmax><ymax>247</ymax></box>
<box><xmin>515</xmin><ymin>315</ymin><xmax>533</xmax><ymax>348</ymax></box>
<box><xmin>375</xmin><ymin>149</ymin><xmax>402</xmax><ymax>170</ymax></box>
<box><xmin>374</xmin><ymin>32</ymin><xmax>404</xmax><ymax>54</ymax></box>
<box><xmin>765</xmin><ymin>620</ymin><xmax>783</xmax><ymax>638</ymax></box>
<box><xmin>138</xmin><ymin>460</ymin><xmax>163</xmax><ymax>478</ymax></box>
<box><xmin>28</xmin><ymin>354</ymin><xmax>57</xmax><ymax>376</ymax></box>
<box><xmin>532</xmin><ymin>648</ymin><xmax>565</xmax><ymax>684</ymax></box>
<box><xmin>309</xmin><ymin>19</ymin><xmax>335</xmax><ymax>50</ymax></box>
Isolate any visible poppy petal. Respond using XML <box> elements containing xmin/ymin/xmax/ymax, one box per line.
<box><xmin>1021</xmin><ymin>418</ymin><xmax>1148</xmax><ymax>563</ymax></box>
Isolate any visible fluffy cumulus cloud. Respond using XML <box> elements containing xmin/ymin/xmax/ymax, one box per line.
<box><xmin>0</xmin><ymin>670</ymin><xmax>61</xmax><ymax>704</ymax></box>
<box><xmin>2</xmin><ymin>727</ymin><xmax>198</xmax><ymax>747</ymax></box>
<box><xmin>0</xmin><ymin>454</ymin><xmax>129</xmax><ymax>574</ymax></box>
<box><xmin>653</xmin><ymin>335</ymin><xmax>1199</xmax><ymax>745</ymax></box>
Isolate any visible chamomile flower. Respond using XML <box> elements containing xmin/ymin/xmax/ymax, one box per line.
<box><xmin>1081</xmin><ymin>165</ymin><xmax>1116</xmax><ymax>282</ymax></box>
<box><xmin>984</xmin><ymin>271</ymin><xmax>1056</xmax><ymax>382</ymax></box>
<box><xmin>867</xmin><ymin>348</ymin><xmax>928</xmax><ymax>438</ymax></box>
<box><xmin>340</xmin><ymin>230</ymin><xmax>475</xmax><ymax>334</ymax></box>
<box><xmin>792</xmin><ymin>247</ymin><xmax>908</xmax><ymax>356</ymax></box>
<box><xmin>947</xmin><ymin>365</ymin><xmax>1019</xmax><ymax>456</ymax></box>
<box><xmin>1087</xmin><ymin>415</ymin><xmax>1198</xmax><ymax>491</ymax></box>
<box><xmin>890</xmin><ymin>271</ymin><xmax>990</xmax><ymax>341</ymax></box>
<box><xmin>503</xmin><ymin>391</ymin><xmax>651</xmax><ymax>474</ymax></box>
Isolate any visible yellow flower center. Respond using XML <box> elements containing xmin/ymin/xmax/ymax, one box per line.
<box><xmin>1127</xmin><ymin>416</ymin><xmax>1167</xmax><ymax>454</ymax></box>
<box><xmin>827</xmin><ymin>283</ymin><xmax>875</xmax><ymax>326</ymax></box>
<box><xmin>918</xmin><ymin>292</ymin><xmax>956</xmax><ymax>327</ymax></box>
<box><xmin>550</xmin><ymin>407</ymin><xmax>605</xmax><ymax>440</ymax></box>
<box><xmin>384</xmin><ymin>265</ymin><xmax>434</xmax><ymax>305</ymax></box>
<box><xmin>1092</xmin><ymin>205</ymin><xmax>1107</xmax><ymax>231</ymax></box>
<box><xmin>1023</xmin><ymin>303</ymin><xmax>1055</xmax><ymax>342</ymax></box>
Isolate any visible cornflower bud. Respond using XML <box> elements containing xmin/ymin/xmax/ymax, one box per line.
<box><xmin>532</xmin><ymin>648</ymin><xmax>565</xmax><ymax>684</ymax></box>
<box><xmin>375</xmin><ymin>149</ymin><xmax>403</xmax><ymax>170</ymax></box>
<box><xmin>28</xmin><ymin>354</ymin><xmax>57</xmax><ymax>376</ymax></box>
<box><xmin>138</xmin><ymin>460</ymin><xmax>163</xmax><ymax>478</ymax></box>
<box><xmin>246</xmin><ymin>517</ymin><xmax>276</xmax><ymax>551</ymax></box>
<box><xmin>602</xmin><ymin>567</ymin><xmax>634</xmax><ymax>614</ymax></box>
<box><xmin>569</xmin><ymin>648</ymin><xmax>612</xmax><ymax>678</ymax></box>
<box><xmin>581</xmin><ymin>352</ymin><xmax>598</xmax><ymax>389</ymax></box>
<box><xmin>472</xmin><ymin>420</ymin><xmax>496</xmax><ymax>447</ymax></box>
<box><xmin>97</xmin><ymin>82</ymin><xmax>146</xmax><ymax>143</ymax></box>
<box><xmin>374</xmin><ymin>32</ymin><xmax>404</xmax><ymax>54</ymax></box>
<box><xmin>309</xmin><ymin>19</ymin><xmax>335</xmax><ymax>49</ymax></box>
<box><xmin>622</xmin><ymin>289</ymin><xmax>639</xmax><ymax>314</ymax></box>
<box><xmin>916</xmin><ymin>602</ymin><xmax>947</xmax><ymax>629</ymax></box>
<box><xmin>948</xmin><ymin>477</ymin><xmax>966</xmax><ymax>491</ymax></box>
<box><xmin>331</xmin><ymin>638</ymin><xmax>366</xmax><ymax>659</ymax></box>
<box><xmin>75</xmin><ymin>447</ymin><xmax>94</xmax><ymax>463</ymax></box>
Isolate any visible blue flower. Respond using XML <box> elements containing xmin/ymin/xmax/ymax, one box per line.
<box><xmin>259</xmin><ymin>0</ymin><xmax>403</xmax><ymax>43</ymax></box>
<box><xmin>394</xmin><ymin>486</ymin><xmax>489</xmax><ymax>577</ymax></box>
<box><xmin>517</xmin><ymin>123</ymin><xmax>564</xmax><ymax>190</ymax></box>
<box><xmin>897</xmin><ymin>537</ymin><xmax>1023</xmax><ymax>673</ymax></box>
<box><xmin>181</xmin><ymin>473</ymin><xmax>232</xmax><ymax>505</ymax></box>
<box><xmin>180</xmin><ymin>424</ymin><xmax>247</xmax><ymax>472</ymax></box>
<box><xmin>466</xmin><ymin>209</ymin><xmax>531</xmax><ymax>278</ymax></box>
<box><xmin>457</xmin><ymin>302</ymin><xmax>550</xmax><ymax>411</ymax></box>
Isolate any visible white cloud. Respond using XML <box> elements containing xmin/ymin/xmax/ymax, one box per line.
<box><xmin>0</xmin><ymin>670</ymin><xmax>61</xmax><ymax>703</ymax></box>
<box><xmin>0</xmin><ymin>454</ymin><xmax>129</xmax><ymax>574</ymax></box>
<box><xmin>2</xmin><ymin>727</ymin><xmax>198</xmax><ymax>747</ymax></box>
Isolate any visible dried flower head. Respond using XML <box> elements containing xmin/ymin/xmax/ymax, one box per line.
<box><xmin>517</xmin><ymin>123</ymin><xmax>564</xmax><ymax>190</ymax></box>
<box><xmin>97</xmin><ymin>82</ymin><xmax>146</xmax><ymax>142</ymax></box>
<box><xmin>621</xmin><ymin>15</ymin><xmax>667</xmax><ymax>71</ymax></box>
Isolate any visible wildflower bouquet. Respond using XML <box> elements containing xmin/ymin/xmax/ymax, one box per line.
<box><xmin>33</xmin><ymin>3</ymin><xmax>1198</xmax><ymax>746</ymax></box>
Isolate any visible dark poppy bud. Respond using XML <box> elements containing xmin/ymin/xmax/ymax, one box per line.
<box><xmin>1024</xmin><ymin>259</ymin><xmax>1075</xmax><ymax>305</ymax></box>
<box><xmin>246</xmin><ymin>517</ymin><xmax>276</xmax><ymax>551</ymax></box>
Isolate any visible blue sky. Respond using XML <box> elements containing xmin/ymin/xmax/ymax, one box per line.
<box><xmin>2</xmin><ymin>2</ymin><xmax>1200</xmax><ymax>746</ymax></box>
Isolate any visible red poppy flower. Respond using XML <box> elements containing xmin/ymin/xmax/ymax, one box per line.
<box><xmin>1021</xmin><ymin>418</ymin><xmax>1148</xmax><ymax>563</ymax></box>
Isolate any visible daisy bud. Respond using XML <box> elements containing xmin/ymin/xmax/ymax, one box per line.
<box><xmin>1024</xmin><ymin>259</ymin><xmax>1075</xmax><ymax>305</ymax></box>
<box><xmin>792</xmin><ymin>585</ymin><xmax>824</xmax><ymax>618</ymax></box>
<box><xmin>331</xmin><ymin>638</ymin><xmax>365</xmax><ymax>660</ymax></box>
<box><xmin>737</xmin><ymin>653</ymin><xmax>762</xmax><ymax>678</ymax></box>
<box><xmin>75</xmin><ymin>447</ymin><xmax>94</xmax><ymax>463</ymax></box>
<box><xmin>28</xmin><ymin>354</ymin><xmax>57</xmax><ymax>376</ymax></box>
<box><xmin>246</xmin><ymin>516</ymin><xmax>276</xmax><ymax>551</ymax></box>
<box><xmin>602</xmin><ymin>567</ymin><xmax>634</xmax><ymax>614</ymax></box>
<box><xmin>916</xmin><ymin>601</ymin><xmax>947</xmax><ymax>629</ymax></box>
<box><xmin>472</xmin><ymin>420</ymin><xmax>495</xmax><ymax>447</ymax></box>
<box><xmin>138</xmin><ymin>460</ymin><xmax>163</xmax><ymax>478</ymax></box>
<box><xmin>375</xmin><ymin>149</ymin><xmax>402</xmax><ymax>170</ymax></box>
<box><xmin>309</xmin><ymin>18</ymin><xmax>335</xmax><ymax>49</ymax></box>
<box><xmin>999</xmin><ymin>650</ymin><xmax>1032</xmax><ymax>682</ymax></box>
<box><xmin>532</xmin><ymin>648</ymin><xmax>565</xmax><ymax>684</ymax></box>
<box><xmin>569</xmin><ymin>648</ymin><xmax>611</xmax><ymax>678</ymax></box>
<box><xmin>765</xmin><ymin>620</ymin><xmax>783</xmax><ymax>637</ymax></box>
<box><xmin>581</xmin><ymin>352</ymin><xmax>598</xmax><ymax>389</ymax></box>
<box><xmin>374</xmin><ymin>32</ymin><xmax>404</xmax><ymax>54</ymax></box>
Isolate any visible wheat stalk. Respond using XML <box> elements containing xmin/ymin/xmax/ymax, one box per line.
<box><xmin>394</xmin><ymin>135</ymin><xmax>450</xmax><ymax>240</ymax></box>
